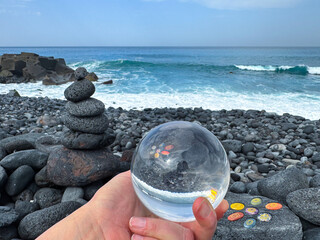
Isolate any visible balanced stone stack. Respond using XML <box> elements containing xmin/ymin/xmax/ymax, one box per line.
<box><xmin>62</xmin><ymin>67</ymin><xmax>109</xmax><ymax>150</ymax></box>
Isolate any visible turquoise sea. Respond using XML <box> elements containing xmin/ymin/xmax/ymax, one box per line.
<box><xmin>0</xmin><ymin>47</ymin><xmax>319</xmax><ymax>119</ymax></box>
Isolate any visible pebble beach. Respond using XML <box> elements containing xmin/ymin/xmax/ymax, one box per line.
<box><xmin>0</xmin><ymin>89</ymin><xmax>320</xmax><ymax>239</ymax></box>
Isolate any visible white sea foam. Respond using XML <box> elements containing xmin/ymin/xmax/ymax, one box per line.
<box><xmin>1</xmin><ymin>82</ymin><xmax>319</xmax><ymax>120</ymax></box>
<box><xmin>235</xmin><ymin>64</ymin><xmax>320</xmax><ymax>75</ymax></box>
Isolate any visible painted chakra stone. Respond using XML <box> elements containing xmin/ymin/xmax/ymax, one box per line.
<box><xmin>265</xmin><ymin>202</ymin><xmax>283</xmax><ymax>210</ymax></box>
<box><xmin>227</xmin><ymin>212</ymin><xmax>244</xmax><ymax>221</ymax></box>
<box><xmin>230</xmin><ymin>203</ymin><xmax>245</xmax><ymax>210</ymax></box>
<box><xmin>251</xmin><ymin>198</ymin><xmax>262</xmax><ymax>206</ymax></box>
<box><xmin>161</xmin><ymin>150</ymin><xmax>170</xmax><ymax>155</ymax></box>
<box><xmin>245</xmin><ymin>207</ymin><xmax>258</xmax><ymax>215</ymax></box>
<box><xmin>244</xmin><ymin>218</ymin><xmax>256</xmax><ymax>228</ymax></box>
<box><xmin>258</xmin><ymin>213</ymin><xmax>272</xmax><ymax>222</ymax></box>
<box><xmin>165</xmin><ymin>145</ymin><xmax>174</xmax><ymax>150</ymax></box>
<box><xmin>154</xmin><ymin>152</ymin><xmax>160</xmax><ymax>158</ymax></box>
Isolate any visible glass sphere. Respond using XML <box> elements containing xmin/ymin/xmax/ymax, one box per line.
<box><xmin>131</xmin><ymin>121</ymin><xmax>230</xmax><ymax>222</ymax></box>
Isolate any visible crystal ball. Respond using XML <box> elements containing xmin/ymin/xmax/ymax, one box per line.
<box><xmin>131</xmin><ymin>121</ymin><xmax>230</xmax><ymax>222</ymax></box>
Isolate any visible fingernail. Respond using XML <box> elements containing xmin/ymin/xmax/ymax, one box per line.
<box><xmin>131</xmin><ymin>234</ymin><xmax>144</xmax><ymax>240</ymax></box>
<box><xmin>130</xmin><ymin>217</ymin><xmax>146</xmax><ymax>229</ymax></box>
<box><xmin>199</xmin><ymin>200</ymin><xmax>212</xmax><ymax>218</ymax></box>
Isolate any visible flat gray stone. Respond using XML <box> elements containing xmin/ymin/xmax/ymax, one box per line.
<box><xmin>62</xmin><ymin>187</ymin><xmax>84</xmax><ymax>202</ymax></box>
<box><xmin>0</xmin><ymin>149</ymin><xmax>48</xmax><ymax>170</ymax></box>
<box><xmin>213</xmin><ymin>192</ymin><xmax>303</xmax><ymax>240</ymax></box>
<box><xmin>257</xmin><ymin>167</ymin><xmax>309</xmax><ymax>204</ymax></box>
<box><xmin>18</xmin><ymin>201</ymin><xmax>81</xmax><ymax>239</ymax></box>
<box><xmin>66</xmin><ymin>98</ymin><xmax>105</xmax><ymax>117</ymax></box>
<box><xmin>64</xmin><ymin>78</ymin><xmax>95</xmax><ymax>102</ymax></box>
<box><xmin>286</xmin><ymin>188</ymin><xmax>320</xmax><ymax>226</ymax></box>
<box><xmin>63</xmin><ymin>112</ymin><xmax>109</xmax><ymax>134</ymax></box>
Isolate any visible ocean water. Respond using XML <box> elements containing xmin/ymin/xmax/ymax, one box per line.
<box><xmin>0</xmin><ymin>47</ymin><xmax>319</xmax><ymax>120</ymax></box>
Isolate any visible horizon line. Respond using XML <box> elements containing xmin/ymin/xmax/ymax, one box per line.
<box><xmin>1</xmin><ymin>45</ymin><xmax>320</xmax><ymax>48</ymax></box>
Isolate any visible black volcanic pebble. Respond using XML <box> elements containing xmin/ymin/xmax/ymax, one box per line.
<box><xmin>0</xmin><ymin>149</ymin><xmax>48</xmax><ymax>170</ymax></box>
<box><xmin>34</xmin><ymin>188</ymin><xmax>62</xmax><ymax>209</ymax></box>
<box><xmin>0</xmin><ymin>145</ymin><xmax>7</xmax><ymax>160</ymax></box>
<box><xmin>74</xmin><ymin>67</ymin><xmax>88</xmax><ymax>80</ymax></box>
<box><xmin>18</xmin><ymin>201</ymin><xmax>81</xmax><ymax>239</ymax></box>
<box><xmin>61</xmin><ymin>129</ymin><xmax>109</xmax><ymax>150</ymax></box>
<box><xmin>0</xmin><ymin>206</ymin><xmax>19</xmax><ymax>227</ymax></box>
<box><xmin>3</xmin><ymin>139</ymin><xmax>34</xmax><ymax>154</ymax></box>
<box><xmin>229</xmin><ymin>181</ymin><xmax>246</xmax><ymax>193</ymax></box>
<box><xmin>15</xmin><ymin>200</ymin><xmax>39</xmax><ymax>220</ymax></box>
<box><xmin>66</xmin><ymin>98</ymin><xmax>105</xmax><ymax>117</ymax></box>
<box><xmin>35</xmin><ymin>166</ymin><xmax>51</xmax><ymax>187</ymax></box>
<box><xmin>310</xmin><ymin>174</ymin><xmax>320</xmax><ymax>188</ymax></box>
<box><xmin>5</xmin><ymin>165</ymin><xmax>35</xmax><ymax>196</ymax></box>
<box><xmin>64</xmin><ymin>79</ymin><xmax>95</xmax><ymax>102</ymax></box>
<box><xmin>0</xmin><ymin>225</ymin><xmax>18</xmax><ymax>240</ymax></box>
<box><xmin>63</xmin><ymin>112</ymin><xmax>109</xmax><ymax>134</ymax></box>
<box><xmin>0</xmin><ymin>165</ymin><xmax>8</xmax><ymax>188</ymax></box>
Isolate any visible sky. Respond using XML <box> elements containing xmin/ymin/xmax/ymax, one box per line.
<box><xmin>0</xmin><ymin>0</ymin><xmax>319</xmax><ymax>46</ymax></box>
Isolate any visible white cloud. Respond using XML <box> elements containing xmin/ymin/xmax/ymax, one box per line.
<box><xmin>144</xmin><ymin>0</ymin><xmax>302</xmax><ymax>9</ymax></box>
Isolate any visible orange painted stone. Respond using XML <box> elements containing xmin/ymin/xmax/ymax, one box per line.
<box><xmin>227</xmin><ymin>212</ymin><xmax>244</xmax><ymax>221</ymax></box>
<box><xmin>266</xmin><ymin>202</ymin><xmax>283</xmax><ymax>210</ymax></box>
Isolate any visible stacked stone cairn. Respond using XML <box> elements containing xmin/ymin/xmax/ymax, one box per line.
<box><xmin>62</xmin><ymin>67</ymin><xmax>109</xmax><ymax>150</ymax></box>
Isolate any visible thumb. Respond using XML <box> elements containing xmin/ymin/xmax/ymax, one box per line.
<box><xmin>192</xmin><ymin>197</ymin><xmax>217</xmax><ymax>240</ymax></box>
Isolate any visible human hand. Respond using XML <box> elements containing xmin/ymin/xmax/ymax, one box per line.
<box><xmin>37</xmin><ymin>170</ymin><xmax>228</xmax><ymax>240</ymax></box>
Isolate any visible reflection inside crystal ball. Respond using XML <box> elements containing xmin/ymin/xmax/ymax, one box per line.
<box><xmin>131</xmin><ymin>121</ymin><xmax>230</xmax><ymax>222</ymax></box>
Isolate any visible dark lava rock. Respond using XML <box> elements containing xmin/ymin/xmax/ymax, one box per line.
<box><xmin>286</xmin><ymin>188</ymin><xmax>320</xmax><ymax>226</ymax></box>
<box><xmin>230</xmin><ymin>181</ymin><xmax>247</xmax><ymax>193</ymax></box>
<box><xmin>213</xmin><ymin>192</ymin><xmax>303</xmax><ymax>240</ymax></box>
<box><xmin>120</xmin><ymin>150</ymin><xmax>134</xmax><ymax>162</ymax></box>
<box><xmin>303</xmin><ymin>125</ymin><xmax>315</xmax><ymax>134</ymax></box>
<box><xmin>74</xmin><ymin>67</ymin><xmax>88</xmax><ymax>80</ymax></box>
<box><xmin>34</xmin><ymin>135</ymin><xmax>61</xmax><ymax>154</ymax></box>
<box><xmin>12</xmin><ymin>189</ymin><xmax>34</xmax><ymax>202</ymax></box>
<box><xmin>230</xmin><ymin>172</ymin><xmax>241</xmax><ymax>182</ymax></box>
<box><xmin>18</xmin><ymin>201</ymin><xmax>81</xmax><ymax>239</ymax></box>
<box><xmin>5</xmin><ymin>165</ymin><xmax>35</xmax><ymax>196</ymax></box>
<box><xmin>0</xmin><ymin>133</ymin><xmax>44</xmax><ymax>149</ymax></box>
<box><xmin>246</xmin><ymin>181</ymin><xmax>260</xmax><ymax>195</ymax></box>
<box><xmin>34</xmin><ymin>188</ymin><xmax>62</xmax><ymax>209</ymax></box>
<box><xmin>257</xmin><ymin>167</ymin><xmax>309</xmax><ymax>204</ymax></box>
<box><xmin>3</xmin><ymin>139</ymin><xmax>34</xmax><ymax>154</ymax></box>
<box><xmin>61</xmin><ymin>130</ymin><xmax>109</xmax><ymax>150</ymax></box>
<box><xmin>64</xmin><ymin>78</ymin><xmax>95</xmax><ymax>102</ymax></box>
<box><xmin>310</xmin><ymin>175</ymin><xmax>320</xmax><ymax>188</ymax></box>
<box><xmin>15</xmin><ymin>200</ymin><xmax>39</xmax><ymax>220</ymax></box>
<box><xmin>47</xmin><ymin>146</ymin><xmax>129</xmax><ymax>186</ymax></box>
<box><xmin>0</xmin><ymin>149</ymin><xmax>48</xmax><ymax>170</ymax></box>
<box><xmin>0</xmin><ymin>225</ymin><xmax>18</xmax><ymax>240</ymax></box>
<box><xmin>311</xmin><ymin>153</ymin><xmax>320</xmax><ymax>162</ymax></box>
<box><xmin>65</xmin><ymin>98</ymin><xmax>105</xmax><ymax>117</ymax></box>
<box><xmin>63</xmin><ymin>112</ymin><xmax>109</xmax><ymax>134</ymax></box>
<box><xmin>0</xmin><ymin>145</ymin><xmax>7</xmax><ymax>160</ymax></box>
<box><xmin>35</xmin><ymin>166</ymin><xmax>51</xmax><ymax>187</ymax></box>
<box><xmin>0</xmin><ymin>206</ymin><xmax>19</xmax><ymax>227</ymax></box>
<box><xmin>303</xmin><ymin>228</ymin><xmax>320</xmax><ymax>240</ymax></box>
<box><xmin>258</xmin><ymin>164</ymin><xmax>270</xmax><ymax>173</ymax></box>
<box><xmin>222</xmin><ymin>140</ymin><xmax>242</xmax><ymax>153</ymax></box>
<box><xmin>0</xmin><ymin>165</ymin><xmax>8</xmax><ymax>187</ymax></box>
<box><xmin>242</xmin><ymin>142</ymin><xmax>255</xmax><ymax>154</ymax></box>
<box><xmin>84</xmin><ymin>180</ymin><xmax>105</xmax><ymax>200</ymax></box>
<box><xmin>61</xmin><ymin>187</ymin><xmax>84</xmax><ymax>202</ymax></box>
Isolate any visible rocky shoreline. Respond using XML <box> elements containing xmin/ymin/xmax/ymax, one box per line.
<box><xmin>0</xmin><ymin>91</ymin><xmax>320</xmax><ymax>239</ymax></box>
